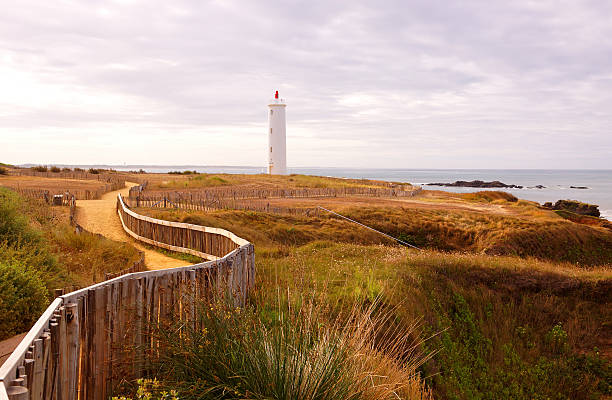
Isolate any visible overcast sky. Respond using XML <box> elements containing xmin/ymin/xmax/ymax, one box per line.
<box><xmin>1</xmin><ymin>0</ymin><xmax>611</xmax><ymax>169</ymax></box>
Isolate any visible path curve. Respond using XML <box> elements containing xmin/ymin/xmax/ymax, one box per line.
<box><xmin>76</xmin><ymin>182</ymin><xmax>192</xmax><ymax>270</ymax></box>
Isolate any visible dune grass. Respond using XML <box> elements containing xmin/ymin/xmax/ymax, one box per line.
<box><xmin>123</xmin><ymin>296</ymin><xmax>433</xmax><ymax>400</ymax></box>
<box><xmin>255</xmin><ymin>242</ymin><xmax>611</xmax><ymax>399</ymax></box>
<box><xmin>143</xmin><ymin>172</ymin><xmax>410</xmax><ymax>191</ymax></box>
<box><xmin>137</xmin><ymin>198</ymin><xmax>612</xmax><ymax>399</ymax></box>
<box><xmin>140</xmin><ymin>201</ymin><xmax>612</xmax><ymax>266</ymax></box>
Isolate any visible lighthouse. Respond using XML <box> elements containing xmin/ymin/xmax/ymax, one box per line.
<box><xmin>267</xmin><ymin>90</ymin><xmax>287</xmax><ymax>175</ymax></box>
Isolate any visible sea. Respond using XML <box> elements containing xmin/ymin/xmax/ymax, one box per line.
<box><xmin>109</xmin><ymin>166</ymin><xmax>611</xmax><ymax>220</ymax></box>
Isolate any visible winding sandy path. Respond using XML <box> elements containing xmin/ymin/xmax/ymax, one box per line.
<box><xmin>0</xmin><ymin>183</ymin><xmax>192</xmax><ymax>367</ymax></box>
<box><xmin>76</xmin><ymin>182</ymin><xmax>191</xmax><ymax>270</ymax></box>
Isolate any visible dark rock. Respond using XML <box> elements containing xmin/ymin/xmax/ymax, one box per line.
<box><xmin>570</xmin><ymin>186</ymin><xmax>589</xmax><ymax>189</ymax></box>
<box><xmin>528</xmin><ymin>185</ymin><xmax>546</xmax><ymax>189</ymax></box>
<box><xmin>426</xmin><ymin>180</ymin><xmax>523</xmax><ymax>189</ymax></box>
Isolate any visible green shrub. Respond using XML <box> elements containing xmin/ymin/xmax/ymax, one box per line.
<box><xmin>0</xmin><ymin>262</ymin><xmax>48</xmax><ymax>339</ymax></box>
<box><xmin>88</xmin><ymin>168</ymin><xmax>100</xmax><ymax>174</ymax></box>
<box><xmin>0</xmin><ymin>188</ymin><xmax>58</xmax><ymax>286</ymax></box>
<box><xmin>61</xmin><ymin>167</ymin><xmax>72</xmax><ymax>172</ymax></box>
<box><xmin>31</xmin><ymin>165</ymin><xmax>48</xmax><ymax>172</ymax></box>
<box><xmin>74</xmin><ymin>167</ymin><xmax>84</xmax><ymax>172</ymax></box>
<box><xmin>0</xmin><ymin>188</ymin><xmax>40</xmax><ymax>245</ymax></box>
<box><xmin>49</xmin><ymin>166</ymin><xmax>61</xmax><ymax>173</ymax></box>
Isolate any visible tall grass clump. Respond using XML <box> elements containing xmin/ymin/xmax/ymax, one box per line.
<box><xmin>129</xmin><ymin>297</ymin><xmax>432</xmax><ymax>400</ymax></box>
<box><xmin>52</xmin><ymin>226</ymin><xmax>141</xmax><ymax>284</ymax></box>
<box><xmin>0</xmin><ymin>188</ymin><xmax>56</xmax><ymax>270</ymax></box>
<box><xmin>0</xmin><ymin>167</ymin><xmax>8</xmax><ymax>175</ymax></box>
<box><xmin>31</xmin><ymin>165</ymin><xmax>48</xmax><ymax>172</ymax></box>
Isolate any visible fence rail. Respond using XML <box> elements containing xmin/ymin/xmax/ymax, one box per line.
<box><xmin>140</xmin><ymin>185</ymin><xmax>421</xmax><ymax>202</ymax></box>
<box><xmin>0</xmin><ymin>195</ymin><xmax>254</xmax><ymax>400</ymax></box>
<box><xmin>129</xmin><ymin>184</ymin><xmax>423</xmax><ymax>216</ymax></box>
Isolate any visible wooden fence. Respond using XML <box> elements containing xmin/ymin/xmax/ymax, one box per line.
<box><xmin>128</xmin><ymin>195</ymin><xmax>323</xmax><ymax>216</ymax></box>
<box><xmin>0</xmin><ymin>195</ymin><xmax>255</xmax><ymax>400</ymax></box>
<box><xmin>5</xmin><ymin>170</ymin><xmax>126</xmax><ymax>200</ymax></box>
<box><xmin>128</xmin><ymin>183</ymin><xmax>422</xmax><ymax>216</ymax></box>
<box><xmin>141</xmin><ymin>185</ymin><xmax>421</xmax><ymax>202</ymax></box>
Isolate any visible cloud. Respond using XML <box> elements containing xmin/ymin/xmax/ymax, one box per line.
<box><xmin>0</xmin><ymin>0</ymin><xmax>611</xmax><ymax>168</ymax></box>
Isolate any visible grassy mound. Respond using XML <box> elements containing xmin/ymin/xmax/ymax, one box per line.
<box><xmin>136</xmin><ymin>172</ymin><xmax>410</xmax><ymax>191</ymax></box>
<box><xmin>142</xmin><ymin>204</ymin><xmax>612</xmax><ymax>266</ymax></box>
<box><xmin>256</xmin><ymin>243</ymin><xmax>612</xmax><ymax>400</ymax></box>
<box><xmin>132</xmin><ymin>193</ymin><xmax>611</xmax><ymax>398</ymax></box>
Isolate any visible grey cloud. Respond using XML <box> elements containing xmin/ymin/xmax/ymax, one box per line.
<box><xmin>1</xmin><ymin>0</ymin><xmax>611</xmax><ymax>168</ymax></box>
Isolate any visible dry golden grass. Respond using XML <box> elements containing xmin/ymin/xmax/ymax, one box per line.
<box><xmin>132</xmin><ymin>172</ymin><xmax>413</xmax><ymax>191</ymax></box>
<box><xmin>139</xmin><ymin>198</ymin><xmax>612</xmax><ymax>266</ymax></box>
<box><xmin>0</xmin><ymin>175</ymin><xmax>110</xmax><ymax>192</ymax></box>
<box><xmin>255</xmin><ymin>242</ymin><xmax>612</xmax><ymax>398</ymax></box>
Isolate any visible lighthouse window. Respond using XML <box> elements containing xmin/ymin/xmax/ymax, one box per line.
<box><xmin>270</xmin><ymin>128</ymin><xmax>272</xmax><ymax>134</ymax></box>
<box><xmin>270</xmin><ymin>146</ymin><xmax>273</xmax><ymax>153</ymax></box>
<box><xmin>270</xmin><ymin>110</ymin><xmax>273</xmax><ymax>115</ymax></box>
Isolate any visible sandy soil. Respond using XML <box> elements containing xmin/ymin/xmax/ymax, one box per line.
<box><xmin>76</xmin><ymin>182</ymin><xmax>191</xmax><ymax>270</ymax></box>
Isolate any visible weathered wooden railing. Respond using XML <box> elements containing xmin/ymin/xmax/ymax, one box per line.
<box><xmin>0</xmin><ymin>195</ymin><xmax>254</xmax><ymax>400</ymax></box>
<box><xmin>5</xmin><ymin>170</ymin><xmax>127</xmax><ymax>200</ymax></box>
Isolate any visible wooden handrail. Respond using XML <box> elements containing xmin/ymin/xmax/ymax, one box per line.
<box><xmin>0</xmin><ymin>194</ymin><xmax>255</xmax><ymax>400</ymax></box>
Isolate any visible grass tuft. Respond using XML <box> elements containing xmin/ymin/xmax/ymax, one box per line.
<box><xmin>123</xmin><ymin>295</ymin><xmax>432</xmax><ymax>400</ymax></box>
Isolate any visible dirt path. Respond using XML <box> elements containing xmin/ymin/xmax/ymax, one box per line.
<box><xmin>0</xmin><ymin>333</ymin><xmax>26</xmax><ymax>366</ymax></box>
<box><xmin>76</xmin><ymin>182</ymin><xmax>191</xmax><ymax>270</ymax></box>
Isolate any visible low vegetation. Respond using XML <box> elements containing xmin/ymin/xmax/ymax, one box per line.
<box><xmin>0</xmin><ymin>167</ymin><xmax>8</xmax><ymax>175</ymax></box>
<box><xmin>254</xmin><ymin>243</ymin><xmax>611</xmax><ymax>399</ymax></box>
<box><xmin>142</xmin><ymin>199</ymin><xmax>612</xmax><ymax>265</ymax></box>
<box><xmin>0</xmin><ymin>188</ymin><xmax>141</xmax><ymax>340</ymax></box>
<box><xmin>0</xmin><ymin>262</ymin><xmax>48</xmax><ymax>339</ymax></box>
<box><xmin>134</xmin><ymin>190</ymin><xmax>611</xmax><ymax>399</ymax></box>
<box><xmin>117</xmin><ymin>297</ymin><xmax>432</xmax><ymax>400</ymax></box>
<box><xmin>3</xmin><ymin>169</ymin><xmax>610</xmax><ymax>399</ymax></box>
<box><xmin>31</xmin><ymin>165</ymin><xmax>48</xmax><ymax>172</ymax></box>
<box><xmin>136</xmin><ymin>172</ymin><xmax>410</xmax><ymax>191</ymax></box>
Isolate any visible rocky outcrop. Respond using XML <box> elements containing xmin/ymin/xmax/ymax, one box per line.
<box><xmin>542</xmin><ymin>199</ymin><xmax>600</xmax><ymax>217</ymax></box>
<box><xmin>426</xmin><ymin>180</ymin><xmax>523</xmax><ymax>189</ymax></box>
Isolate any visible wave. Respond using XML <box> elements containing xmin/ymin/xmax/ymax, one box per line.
<box><xmin>600</xmin><ymin>210</ymin><xmax>612</xmax><ymax>221</ymax></box>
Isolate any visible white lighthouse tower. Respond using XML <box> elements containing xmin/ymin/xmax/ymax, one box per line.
<box><xmin>267</xmin><ymin>90</ymin><xmax>287</xmax><ymax>175</ymax></box>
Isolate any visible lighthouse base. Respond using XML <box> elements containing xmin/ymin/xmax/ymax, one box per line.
<box><xmin>267</xmin><ymin>164</ymin><xmax>287</xmax><ymax>175</ymax></box>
